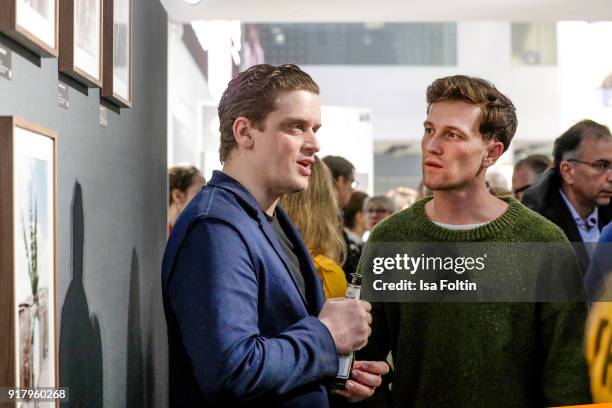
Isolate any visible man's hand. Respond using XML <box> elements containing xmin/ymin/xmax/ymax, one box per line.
<box><xmin>318</xmin><ymin>299</ymin><xmax>372</xmax><ymax>354</ymax></box>
<box><xmin>333</xmin><ymin>360</ymin><xmax>390</xmax><ymax>402</ymax></box>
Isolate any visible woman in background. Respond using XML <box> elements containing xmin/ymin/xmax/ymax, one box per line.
<box><xmin>167</xmin><ymin>164</ymin><xmax>205</xmax><ymax>234</ymax></box>
<box><xmin>280</xmin><ymin>156</ymin><xmax>348</xmax><ymax>299</ymax></box>
<box><xmin>363</xmin><ymin>195</ymin><xmax>395</xmax><ymax>241</ymax></box>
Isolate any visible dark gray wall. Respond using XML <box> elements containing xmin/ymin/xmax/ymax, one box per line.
<box><xmin>0</xmin><ymin>0</ymin><xmax>168</xmax><ymax>406</ymax></box>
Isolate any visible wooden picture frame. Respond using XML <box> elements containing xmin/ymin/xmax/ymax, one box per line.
<box><xmin>0</xmin><ymin>117</ymin><xmax>58</xmax><ymax>406</ymax></box>
<box><xmin>102</xmin><ymin>0</ymin><xmax>131</xmax><ymax>107</ymax></box>
<box><xmin>59</xmin><ymin>0</ymin><xmax>104</xmax><ymax>88</ymax></box>
<box><xmin>0</xmin><ymin>0</ymin><xmax>59</xmax><ymax>57</ymax></box>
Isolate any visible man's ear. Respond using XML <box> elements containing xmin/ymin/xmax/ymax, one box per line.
<box><xmin>482</xmin><ymin>141</ymin><xmax>505</xmax><ymax>168</ymax></box>
<box><xmin>559</xmin><ymin>161</ymin><xmax>575</xmax><ymax>185</ymax></box>
<box><xmin>171</xmin><ymin>188</ymin><xmax>185</xmax><ymax>205</ymax></box>
<box><xmin>232</xmin><ymin>116</ymin><xmax>255</xmax><ymax>149</ymax></box>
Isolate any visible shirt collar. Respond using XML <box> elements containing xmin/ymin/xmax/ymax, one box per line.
<box><xmin>559</xmin><ymin>188</ymin><xmax>599</xmax><ymax>229</ymax></box>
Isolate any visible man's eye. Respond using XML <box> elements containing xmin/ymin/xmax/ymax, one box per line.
<box><xmin>424</xmin><ymin>128</ymin><xmax>433</xmax><ymax>134</ymax></box>
<box><xmin>447</xmin><ymin>132</ymin><xmax>459</xmax><ymax>139</ymax></box>
<box><xmin>596</xmin><ymin>161</ymin><xmax>611</xmax><ymax>171</ymax></box>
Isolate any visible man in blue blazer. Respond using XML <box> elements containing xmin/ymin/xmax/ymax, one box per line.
<box><xmin>161</xmin><ymin>64</ymin><xmax>388</xmax><ymax>407</ymax></box>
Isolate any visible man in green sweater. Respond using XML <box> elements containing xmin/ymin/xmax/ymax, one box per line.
<box><xmin>357</xmin><ymin>75</ymin><xmax>591</xmax><ymax>407</ymax></box>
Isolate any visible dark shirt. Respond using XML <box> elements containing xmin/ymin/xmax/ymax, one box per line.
<box><xmin>342</xmin><ymin>230</ymin><xmax>363</xmax><ymax>282</ymax></box>
<box><xmin>268</xmin><ymin>212</ymin><xmax>307</xmax><ymax>304</ymax></box>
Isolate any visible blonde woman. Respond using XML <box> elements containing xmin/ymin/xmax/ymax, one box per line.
<box><xmin>280</xmin><ymin>156</ymin><xmax>348</xmax><ymax>299</ymax></box>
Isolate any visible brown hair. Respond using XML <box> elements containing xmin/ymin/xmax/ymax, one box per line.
<box><xmin>514</xmin><ymin>154</ymin><xmax>552</xmax><ymax>176</ymax></box>
<box><xmin>343</xmin><ymin>191</ymin><xmax>369</xmax><ymax>229</ymax></box>
<box><xmin>218</xmin><ymin>64</ymin><xmax>320</xmax><ymax>163</ymax></box>
<box><xmin>279</xmin><ymin>156</ymin><xmax>346</xmax><ymax>264</ymax></box>
<box><xmin>168</xmin><ymin>164</ymin><xmax>204</xmax><ymax>205</ymax></box>
<box><xmin>426</xmin><ymin>75</ymin><xmax>517</xmax><ymax>152</ymax></box>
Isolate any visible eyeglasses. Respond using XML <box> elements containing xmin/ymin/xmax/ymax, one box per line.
<box><xmin>367</xmin><ymin>208</ymin><xmax>390</xmax><ymax>214</ymax></box>
<box><xmin>567</xmin><ymin>159</ymin><xmax>612</xmax><ymax>173</ymax></box>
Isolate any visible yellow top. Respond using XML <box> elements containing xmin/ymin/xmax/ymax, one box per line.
<box><xmin>586</xmin><ymin>301</ymin><xmax>612</xmax><ymax>403</ymax></box>
<box><xmin>312</xmin><ymin>254</ymin><xmax>348</xmax><ymax>299</ymax></box>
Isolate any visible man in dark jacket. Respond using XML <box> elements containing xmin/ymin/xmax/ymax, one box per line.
<box><xmin>323</xmin><ymin>155</ymin><xmax>363</xmax><ymax>279</ymax></box>
<box><xmin>522</xmin><ymin>120</ymin><xmax>612</xmax><ymax>273</ymax></box>
<box><xmin>161</xmin><ymin>64</ymin><xmax>387</xmax><ymax>407</ymax></box>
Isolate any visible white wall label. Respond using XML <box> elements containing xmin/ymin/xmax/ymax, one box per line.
<box><xmin>99</xmin><ymin>106</ymin><xmax>107</xmax><ymax>127</ymax></box>
<box><xmin>58</xmin><ymin>82</ymin><xmax>69</xmax><ymax>109</ymax></box>
<box><xmin>0</xmin><ymin>45</ymin><xmax>12</xmax><ymax>80</ymax></box>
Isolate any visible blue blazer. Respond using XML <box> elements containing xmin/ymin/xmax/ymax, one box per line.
<box><xmin>162</xmin><ymin>171</ymin><xmax>338</xmax><ymax>407</ymax></box>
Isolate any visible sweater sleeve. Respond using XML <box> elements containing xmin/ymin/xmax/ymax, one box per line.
<box><xmin>354</xmin><ymin>240</ymin><xmax>395</xmax><ymax>407</ymax></box>
<box><xmin>539</xmin><ymin>301</ymin><xmax>592</xmax><ymax>406</ymax></box>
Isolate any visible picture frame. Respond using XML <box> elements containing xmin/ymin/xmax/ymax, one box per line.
<box><xmin>0</xmin><ymin>0</ymin><xmax>59</xmax><ymax>57</ymax></box>
<box><xmin>0</xmin><ymin>117</ymin><xmax>58</xmax><ymax>406</ymax></box>
<box><xmin>102</xmin><ymin>0</ymin><xmax>131</xmax><ymax>107</ymax></box>
<box><xmin>59</xmin><ymin>0</ymin><xmax>104</xmax><ymax>88</ymax></box>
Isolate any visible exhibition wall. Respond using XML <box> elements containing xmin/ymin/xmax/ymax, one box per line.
<box><xmin>0</xmin><ymin>0</ymin><xmax>169</xmax><ymax>406</ymax></box>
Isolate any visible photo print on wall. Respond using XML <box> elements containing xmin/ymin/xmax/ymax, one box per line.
<box><xmin>0</xmin><ymin>117</ymin><xmax>58</xmax><ymax>407</ymax></box>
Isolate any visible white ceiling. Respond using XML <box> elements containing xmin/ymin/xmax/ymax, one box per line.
<box><xmin>160</xmin><ymin>0</ymin><xmax>612</xmax><ymax>23</ymax></box>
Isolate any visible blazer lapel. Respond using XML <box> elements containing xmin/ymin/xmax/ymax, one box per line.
<box><xmin>259</xmin><ymin>216</ymin><xmax>310</xmax><ymax>309</ymax></box>
<box><xmin>208</xmin><ymin>171</ymin><xmax>325</xmax><ymax>313</ymax></box>
<box><xmin>276</xmin><ymin>208</ymin><xmax>326</xmax><ymax>313</ymax></box>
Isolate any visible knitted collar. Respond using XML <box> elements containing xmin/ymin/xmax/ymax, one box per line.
<box><xmin>411</xmin><ymin>196</ymin><xmax>523</xmax><ymax>242</ymax></box>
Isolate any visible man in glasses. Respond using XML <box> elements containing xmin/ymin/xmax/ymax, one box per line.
<box><xmin>523</xmin><ymin>120</ymin><xmax>612</xmax><ymax>272</ymax></box>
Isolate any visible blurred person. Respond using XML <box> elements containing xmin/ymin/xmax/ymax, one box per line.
<box><xmin>344</xmin><ymin>191</ymin><xmax>369</xmax><ymax>243</ymax></box>
<box><xmin>364</xmin><ymin>195</ymin><xmax>395</xmax><ymax>231</ymax></box>
<box><xmin>280</xmin><ymin>156</ymin><xmax>348</xmax><ymax>299</ymax></box>
<box><xmin>323</xmin><ymin>155</ymin><xmax>356</xmax><ymax>209</ymax></box>
<box><xmin>485</xmin><ymin>170</ymin><xmax>512</xmax><ymax>196</ymax></box>
<box><xmin>167</xmin><ymin>164</ymin><xmax>205</xmax><ymax>234</ymax></box>
<box><xmin>323</xmin><ymin>155</ymin><xmax>363</xmax><ymax>279</ymax></box>
<box><xmin>386</xmin><ymin>186</ymin><xmax>418</xmax><ymax>211</ymax></box>
<box><xmin>522</xmin><ymin>120</ymin><xmax>612</xmax><ymax>272</ymax></box>
<box><xmin>358</xmin><ymin>75</ymin><xmax>591</xmax><ymax>406</ymax></box>
<box><xmin>512</xmin><ymin>154</ymin><xmax>552</xmax><ymax>200</ymax></box>
<box><xmin>161</xmin><ymin>64</ymin><xmax>387</xmax><ymax>407</ymax></box>
<box><xmin>342</xmin><ymin>191</ymin><xmax>369</xmax><ymax>282</ymax></box>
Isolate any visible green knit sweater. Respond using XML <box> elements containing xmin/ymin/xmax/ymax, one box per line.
<box><xmin>358</xmin><ymin>196</ymin><xmax>591</xmax><ymax>408</ymax></box>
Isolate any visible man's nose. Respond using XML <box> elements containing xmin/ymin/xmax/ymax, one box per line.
<box><xmin>424</xmin><ymin>133</ymin><xmax>442</xmax><ymax>155</ymax></box>
<box><xmin>304</xmin><ymin>130</ymin><xmax>320</xmax><ymax>154</ymax></box>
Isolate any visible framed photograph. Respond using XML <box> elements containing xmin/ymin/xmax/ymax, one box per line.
<box><xmin>0</xmin><ymin>117</ymin><xmax>57</xmax><ymax>405</ymax></box>
<box><xmin>59</xmin><ymin>0</ymin><xmax>103</xmax><ymax>87</ymax></box>
<box><xmin>102</xmin><ymin>0</ymin><xmax>131</xmax><ymax>107</ymax></box>
<box><xmin>0</xmin><ymin>0</ymin><xmax>59</xmax><ymax>57</ymax></box>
